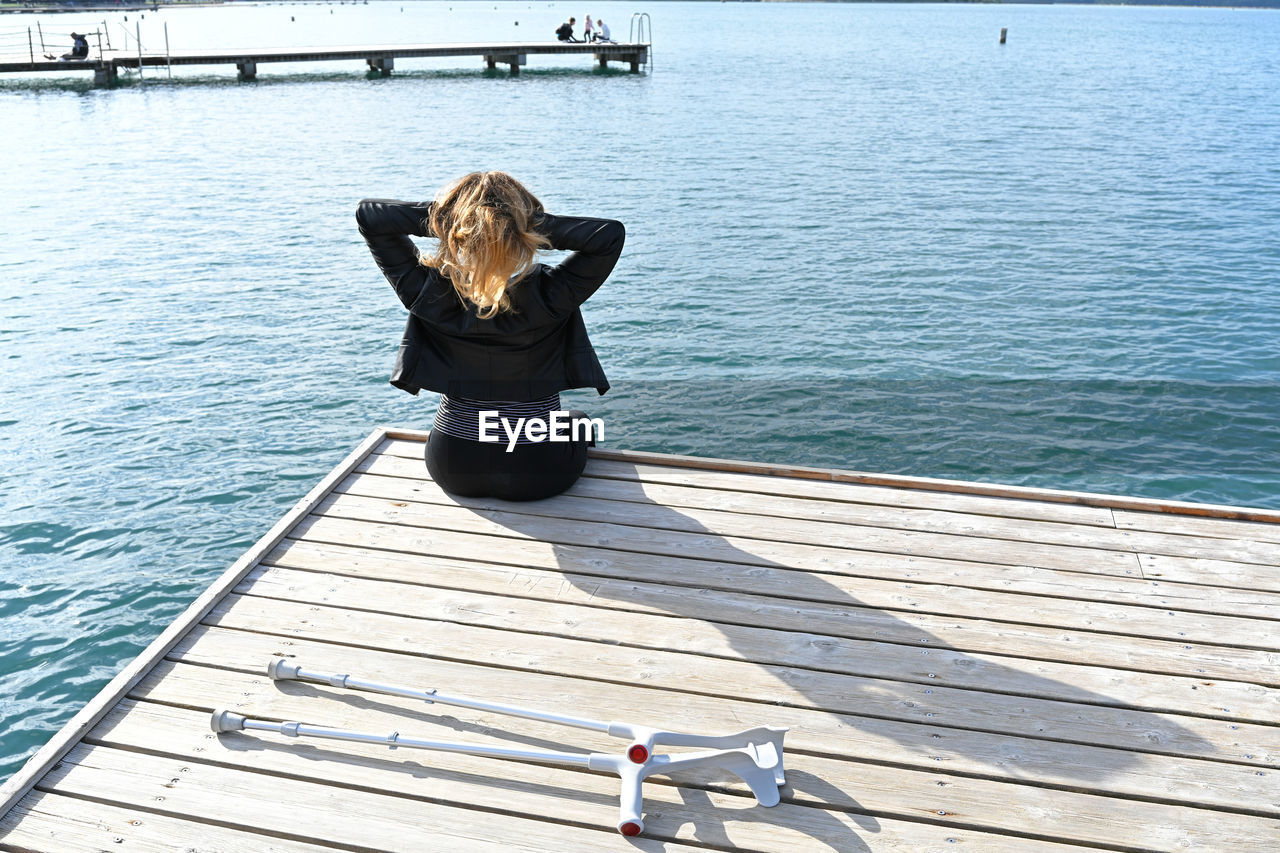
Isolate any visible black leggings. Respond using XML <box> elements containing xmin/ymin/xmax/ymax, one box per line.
<box><xmin>425</xmin><ymin>423</ymin><xmax>591</xmax><ymax>502</ymax></box>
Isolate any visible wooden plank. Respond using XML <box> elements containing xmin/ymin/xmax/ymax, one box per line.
<box><xmin>1114</xmin><ymin>508</ymin><xmax>1280</xmax><ymax>544</ymax></box>
<box><xmin>289</xmin><ymin>513</ymin><xmax>1280</xmax><ymax>622</ymax></box>
<box><xmin>320</xmin><ymin>485</ymin><xmax>1280</xmax><ymax>596</ymax></box>
<box><xmin>0</xmin><ymin>427</ymin><xmax>394</xmax><ymax>820</ymax></box>
<box><xmin>265</xmin><ymin>536</ymin><xmax>1280</xmax><ymax>654</ymax></box>
<box><xmin>86</xmin><ymin>698</ymin><xmax>1277</xmax><ymax>852</ymax></box>
<box><xmin>371</xmin><ymin>448</ymin><xmax>1280</xmax><ymax>566</ymax></box>
<box><xmin>1139</xmin><ymin>550</ymin><xmax>1280</xmax><ymax>590</ymax></box>
<box><xmin>364</xmin><ymin>453</ymin><xmax>1124</xmax><ymax>547</ymax></box>
<box><xmin>247</xmin><ymin>555</ymin><xmax>1280</xmax><ymax>686</ymax></box>
<box><xmin>40</xmin><ymin>744</ymin><xmax>704</xmax><ymax>853</ymax></box>
<box><xmin>234</xmin><ymin>565</ymin><xmax>1280</xmax><ymax>717</ymax></box>
<box><xmin>585</xmin><ymin>460</ymin><xmax>1123</xmax><ymax>526</ymax></box>
<box><xmin>378</xmin><ymin>437</ymin><xmax>1118</xmax><ymax>527</ymax></box>
<box><xmin>0</xmin><ymin>789</ymin><xmax>334</xmax><ymax>853</ymax></box>
<box><xmin>348</xmin><ymin>464</ymin><xmax>1280</xmax><ymax>588</ymax></box>
<box><xmin>317</xmin><ymin>489</ymin><xmax>1150</xmax><ymax>585</ymax></box>
<box><xmin>140</xmin><ymin>650</ymin><xmax>1280</xmax><ymax>819</ymax></box>
<box><xmin>596</xmin><ymin>449</ymin><xmax>1280</xmax><ymax>523</ymax></box>
<box><xmin>139</xmin><ymin>655</ymin><xmax>1280</xmax><ymax>820</ymax></box>
<box><xmin>383</xmin><ymin>428</ymin><xmax>1280</xmax><ymax>523</ymax></box>
<box><xmin>193</xmin><ymin>598</ymin><xmax>1280</xmax><ymax>765</ymax></box>
<box><xmin>348</xmin><ymin>461</ymin><xmax>1148</xmax><ymax>578</ymax></box>
<box><xmin>565</xmin><ymin>468</ymin><xmax>1280</xmax><ymax>566</ymax></box>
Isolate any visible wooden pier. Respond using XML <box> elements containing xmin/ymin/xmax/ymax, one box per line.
<box><xmin>0</xmin><ymin>41</ymin><xmax>650</xmax><ymax>85</ymax></box>
<box><xmin>1</xmin><ymin>425</ymin><xmax>1278</xmax><ymax>851</ymax></box>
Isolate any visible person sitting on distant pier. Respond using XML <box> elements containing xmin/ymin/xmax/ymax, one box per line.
<box><xmin>56</xmin><ymin>32</ymin><xmax>90</xmax><ymax>61</ymax></box>
<box><xmin>555</xmin><ymin>17</ymin><xmax>581</xmax><ymax>43</ymax></box>
<box><xmin>356</xmin><ymin>172</ymin><xmax>625</xmax><ymax>501</ymax></box>
<box><xmin>594</xmin><ymin>19</ymin><xmax>615</xmax><ymax>44</ymax></box>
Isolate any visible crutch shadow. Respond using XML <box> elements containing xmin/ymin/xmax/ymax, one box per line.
<box><xmin>438</xmin><ymin>459</ymin><xmax>1212</xmax><ymax>846</ymax></box>
<box><xmin>673</xmin><ymin>771</ymin><xmax>881</xmax><ymax>852</ymax></box>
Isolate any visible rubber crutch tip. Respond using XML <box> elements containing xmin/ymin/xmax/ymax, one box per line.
<box><xmin>267</xmin><ymin>658</ymin><xmax>301</xmax><ymax>681</ymax></box>
<box><xmin>210</xmin><ymin>710</ymin><xmax>246</xmax><ymax>733</ymax></box>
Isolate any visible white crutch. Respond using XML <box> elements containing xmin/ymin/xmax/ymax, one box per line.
<box><xmin>211</xmin><ymin>658</ymin><xmax>788</xmax><ymax>837</ymax></box>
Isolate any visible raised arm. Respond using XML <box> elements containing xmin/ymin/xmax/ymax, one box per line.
<box><xmin>355</xmin><ymin>199</ymin><xmax>437</xmax><ymax>311</ymax></box>
<box><xmin>536</xmin><ymin>213</ymin><xmax>626</xmax><ymax>317</ymax></box>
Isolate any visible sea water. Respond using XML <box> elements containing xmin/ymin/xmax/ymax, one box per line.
<box><xmin>1</xmin><ymin>1</ymin><xmax>1277</xmax><ymax>782</ymax></box>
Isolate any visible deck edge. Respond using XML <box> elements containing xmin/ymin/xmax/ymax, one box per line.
<box><xmin>0</xmin><ymin>426</ymin><xmax>391</xmax><ymax>819</ymax></box>
<box><xmin>382</xmin><ymin>427</ymin><xmax>1280</xmax><ymax>523</ymax></box>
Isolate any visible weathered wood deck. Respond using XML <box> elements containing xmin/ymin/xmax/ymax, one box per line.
<box><xmin>2</xmin><ymin>425</ymin><xmax>1278</xmax><ymax>851</ymax></box>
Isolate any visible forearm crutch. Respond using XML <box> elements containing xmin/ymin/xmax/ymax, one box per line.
<box><xmin>211</xmin><ymin>659</ymin><xmax>788</xmax><ymax>836</ymax></box>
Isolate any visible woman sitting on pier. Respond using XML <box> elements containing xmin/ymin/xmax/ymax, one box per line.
<box><xmin>357</xmin><ymin>172</ymin><xmax>625</xmax><ymax>501</ymax></box>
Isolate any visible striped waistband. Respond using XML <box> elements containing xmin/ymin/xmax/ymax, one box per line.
<box><xmin>433</xmin><ymin>393</ymin><xmax>562</xmax><ymax>445</ymax></box>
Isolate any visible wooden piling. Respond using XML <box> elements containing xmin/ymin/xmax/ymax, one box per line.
<box><xmin>93</xmin><ymin>63</ymin><xmax>117</xmax><ymax>87</ymax></box>
<box><xmin>1000</xmin><ymin>28</ymin><xmax>1008</xmax><ymax>45</ymax></box>
<box><xmin>490</xmin><ymin>53</ymin><xmax>524</xmax><ymax>76</ymax></box>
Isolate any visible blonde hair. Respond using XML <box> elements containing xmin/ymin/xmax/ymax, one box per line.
<box><xmin>424</xmin><ymin>171</ymin><xmax>550</xmax><ymax>319</ymax></box>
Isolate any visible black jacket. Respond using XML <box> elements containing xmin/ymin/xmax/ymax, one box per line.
<box><xmin>356</xmin><ymin>199</ymin><xmax>625</xmax><ymax>400</ymax></box>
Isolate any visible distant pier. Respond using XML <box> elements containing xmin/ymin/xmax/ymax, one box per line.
<box><xmin>0</xmin><ymin>41</ymin><xmax>650</xmax><ymax>85</ymax></box>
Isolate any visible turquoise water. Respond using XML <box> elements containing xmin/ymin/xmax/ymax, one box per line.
<box><xmin>1</xmin><ymin>2</ymin><xmax>1278</xmax><ymax>784</ymax></box>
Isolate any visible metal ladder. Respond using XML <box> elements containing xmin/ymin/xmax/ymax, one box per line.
<box><xmin>629</xmin><ymin>12</ymin><xmax>652</xmax><ymax>71</ymax></box>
